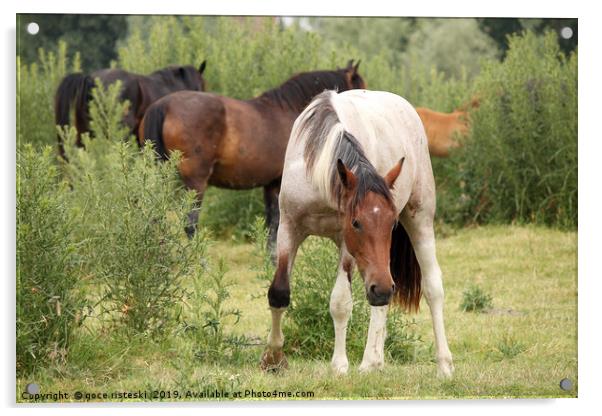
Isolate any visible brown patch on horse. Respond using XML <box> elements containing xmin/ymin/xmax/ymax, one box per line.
<box><xmin>342</xmin><ymin>258</ymin><xmax>354</xmax><ymax>283</ymax></box>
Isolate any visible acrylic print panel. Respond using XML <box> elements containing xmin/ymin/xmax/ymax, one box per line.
<box><xmin>16</xmin><ymin>13</ymin><xmax>577</xmax><ymax>403</ymax></box>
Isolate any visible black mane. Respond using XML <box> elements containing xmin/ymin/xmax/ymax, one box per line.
<box><xmin>299</xmin><ymin>91</ymin><xmax>392</xmax><ymax>212</ymax></box>
<box><xmin>148</xmin><ymin>65</ymin><xmax>201</xmax><ymax>89</ymax></box>
<box><xmin>257</xmin><ymin>70</ymin><xmax>351</xmax><ymax>113</ymax></box>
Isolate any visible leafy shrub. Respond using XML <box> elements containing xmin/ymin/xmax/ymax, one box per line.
<box><xmin>16</xmin><ymin>144</ymin><xmax>87</xmax><ymax>375</ymax></box>
<box><xmin>253</xmin><ymin>222</ymin><xmax>422</xmax><ymax>363</ymax></box>
<box><xmin>436</xmin><ymin>31</ymin><xmax>577</xmax><ymax>228</ymax></box>
<box><xmin>495</xmin><ymin>336</ymin><xmax>527</xmax><ymax>359</ymax></box>
<box><xmin>180</xmin><ymin>258</ymin><xmax>251</xmax><ymax>363</ymax></box>
<box><xmin>200</xmin><ymin>188</ymin><xmax>264</xmax><ymax>241</ymax></box>
<box><xmin>60</xmin><ymin>81</ymin><xmax>208</xmax><ymax>335</ymax></box>
<box><xmin>460</xmin><ymin>284</ymin><xmax>493</xmax><ymax>312</ymax></box>
<box><xmin>17</xmin><ymin>41</ymin><xmax>81</xmax><ymax>148</ymax></box>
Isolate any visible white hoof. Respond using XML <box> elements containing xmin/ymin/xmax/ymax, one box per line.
<box><xmin>437</xmin><ymin>354</ymin><xmax>454</xmax><ymax>378</ymax></box>
<box><xmin>331</xmin><ymin>357</ymin><xmax>349</xmax><ymax>375</ymax></box>
<box><xmin>358</xmin><ymin>359</ymin><xmax>384</xmax><ymax>373</ymax></box>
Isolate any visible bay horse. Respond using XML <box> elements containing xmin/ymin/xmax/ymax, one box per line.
<box><xmin>54</xmin><ymin>61</ymin><xmax>207</xmax><ymax>159</ymax></box>
<box><xmin>138</xmin><ymin>61</ymin><xmax>365</xmax><ymax>246</ymax></box>
<box><xmin>416</xmin><ymin>97</ymin><xmax>479</xmax><ymax>158</ymax></box>
<box><xmin>261</xmin><ymin>89</ymin><xmax>454</xmax><ymax>377</ymax></box>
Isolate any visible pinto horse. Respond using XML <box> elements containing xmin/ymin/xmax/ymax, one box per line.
<box><xmin>416</xmin><ymin>97</ymin><xmax>479</xmax><ymax>158</ymax></box>
<box><xmin>261</xmin><ymin>89</ymin><xmax>454</xmax><ymax>377</ymax></box>
<box><xmin>139</xmin><ymin>61</ymin><xmax>365</xmax><ymax>246</ymax></box>
<box><xmin>54</xmin><ymin>62</ymin><xmax>207</xmax><ymax>159</ymax></box>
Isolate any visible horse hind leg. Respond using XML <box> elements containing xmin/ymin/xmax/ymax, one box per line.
<box><xmin>179</xmin><ymin>157</ymin><xmax>214</xmax><ymax>238</ymax></box>
<box><xmin>263</xmin><ymin>178</ymin><xmax>281</xmax><ymax>262</ymax></box>
<box><xmin>401</xmin><ymin>211</ymin><xmax>454</xmax><ymax>378</ymax></box>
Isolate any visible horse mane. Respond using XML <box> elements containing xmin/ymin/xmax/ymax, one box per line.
<box><xmin>147</xmin><ymin>65</ymin><xmax>201</xmax><ymax>89</ymax></box>
<box><xmin>257</xmin><ymin>70</ymin><xmax>351</xmax><ymax>113</ymax></box>
<box><xmin>297</xmin><ymin>90</ymin><xmax>392</xmax><ymax>213</ymax></box>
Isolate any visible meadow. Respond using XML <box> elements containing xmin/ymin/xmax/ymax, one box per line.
<box><xmin>16</xmin><ymin>16</ymin><xmax>577</xmax><ymax>401</ymax></box>
<box><xmin>17</xmin><ymin>225</ymin><xmax>577</xmax><ymax>400</ymax></box>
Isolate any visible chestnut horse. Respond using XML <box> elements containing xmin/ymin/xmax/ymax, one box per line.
<box><xmin>261</xmin><ymin>89</ymin><xmax>453</xmax><ymax>377</ymax></box>
<box><xmin>139</xmin><ymin>61</ymin><xmax>365</xmax><ymax>245</ymax></box>
<box><xmin>54</xmin><ymin>62</ymin><xmax>207</xmax><ymax>159</ymax></box>
<box><xmin>416</xmin><ymin>97</ymin><xmax>479</xmax><ymax>158</ymax></box>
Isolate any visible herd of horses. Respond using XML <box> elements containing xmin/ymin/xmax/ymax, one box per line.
<box><xmin>54</xmin><ymin>59</ymin><xmax>474</xmax><ymax>377</ymax></box>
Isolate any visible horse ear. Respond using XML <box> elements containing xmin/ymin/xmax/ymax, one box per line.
<box><xmin>353</xmin><ymin>60</ymin><xmax>361</xmax><ymax>73</ymax></box>
<box><xmin>337</xmin><ymin>159</ymin><xmax>357</xmax><ymax>191</ymax></box>
<box><xmin>384</xmin><ymin>157</ymin><xmax>405</xmax><ymax>189</ymax></box>
<box><xmin>198</xmin><ymin>60</ymin><xmax>207</xmax><ymax>74</ymax></box>
<box><xmin>346</xmin><ymin>59</ymin><xmax>354</xmax><ymax>70</ymax></box>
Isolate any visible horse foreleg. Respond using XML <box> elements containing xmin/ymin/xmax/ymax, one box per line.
<box><xmin>263</xmin><ymin>179</ymin><xmax>281</xmax><ymax>262</ymax></box>
<box><xmin>359</xmin><ymin>305</ymin><xmax>388</xmax><ymax>372</ymax></box>
<box><xmin>261</xmin><ymin>217</ymin><xmax>304</xmax><ymax>372</ymax></box>
<box><xmin>330</xmin><ymin>252</ymin><xmax>354</xmax><ymax>374</ymax></box>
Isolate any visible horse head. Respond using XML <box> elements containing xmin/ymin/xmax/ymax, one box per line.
<box><xmin>336</xmin><ymin>157</ymin><xmax>404</xmax><ymax>306</ymax></box>
<box><xmin>342</xmin><ymin>59</ymin><xmax>366</xmax><ymax>90</ymax></box>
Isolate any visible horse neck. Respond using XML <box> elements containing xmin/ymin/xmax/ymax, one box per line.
<box><xmin>247</xmin><ymin>96</ymin><xmax>301</xmax><ymax>130</ymax></box>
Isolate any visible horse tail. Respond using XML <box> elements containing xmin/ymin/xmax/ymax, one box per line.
<box><xmin>390</xmin><ymin>221</ymin><xmax>422</xmax><ymax>312</ymax></box>
<box><xmin>54</xmin><ymin>73</ymin><xmax>86</xmax><ymax>127</ymax></box>
<box><xmin>142</xmin><ymin>103</ymin><xmax>169</xmax><ymax>161</ymax></box>
<box><xmin>54</xmin><ymin>73</ymin><xmax>91</xmax><ymax>157</ymax></box>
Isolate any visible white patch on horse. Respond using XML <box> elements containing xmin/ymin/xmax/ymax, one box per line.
<box><xmin>372</xmin><ymin>206</ymin><xmax>380</xmax><ymax>214</ymax></box>
<box><xmin>359</xmin><ymin>305</ymin><xmax>388</xmax><ymax>372</ymax></box>
<box><xmin>269</xmin><ymin>89</ymin><xmax>454</xmax><ymax>376</ymax></box>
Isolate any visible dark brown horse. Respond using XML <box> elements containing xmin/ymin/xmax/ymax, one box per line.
<box><xmin>54</xmin><ymin>62</ymin><xmax>207</xmax><ymax>159</ymax></box>
<box><xmin>139</xmin><ymin>60</ymin><xmax>365</xmax><ymax>247</ymax></box>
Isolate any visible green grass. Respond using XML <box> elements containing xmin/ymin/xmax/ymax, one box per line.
<box><xmin>17</xmin><ymin>225</ymin><xmax>577</xmax><ymax>401</ymax></box>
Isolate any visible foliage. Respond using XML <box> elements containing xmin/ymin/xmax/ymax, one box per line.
<box><xmin>117</xmin><ymin>16</ymin><xmax>334</xmax><ymax>100</ymax></box>
<box><xmin>16</xmin><ymin>144</ymin><xmax>87</xmax><ymax>375</ymax></box>
<box><xmin>307</xmin><ymin>17</ymin><xmax>416</xmax><ymax>63</ymax></box>
<box><xmin>17</xmin><ymin>41</ymin><xmax>81</xmax><ymax>148</ymax></box>
<box><xmin>460</xmin><ymin>284</ymin><xmax>493</xmax><ymax>312</ymax></box>
<box><xmin>200</xmin><ymin>188</ymin><xmax>264</xmax><ymax>241</ymax></box>
<box><xmin>180</xmin><ymin>258</ymin><xmax>250</xmax><ymax>363</ymax></box>
<box><xmin>403</xmin><ymin>18</ymin><xmax>500</xmax><ymax>79</ymax></box>
<box><xmin>436</xmin><ymin>31</ymin><xmax>577</xmax><ymax>228</ymax></box>
<box><xmin>17</xmin><ymin>14</ymin><xmax>127</xmax><ymax>70</ymax></box>
<box><xmin>495</xmin><ymin>336</ymin><xmax>527</xmax><ymax>360</ymax></box>
<box><xmin>478</xmin><ymin>18</ymin><xmax>578</xmax><ymax>55</ymax></box>
<box><xmin>60</xmin><ymin>81</ymin><xmax>208</xmax><ymax>334</ymax></box>
<box><xmin>252</xmin><ymin>222</ymin><xmax>423</xmax><ymax>363</ymax></box>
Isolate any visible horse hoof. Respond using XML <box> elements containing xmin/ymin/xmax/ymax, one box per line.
<box><xmin>331</xmin><ymin>359</ymin><xmax>349</xmax><ymax>375</ymax></box>
<box><xmin>260</xmin><ymin>348</ymin><xmax>288</xmax><ymax>373</ymax></box>
<box><xmin>437</xmin><ymin>357</ymin><xmax>454</xmax><ymax>379</ymax></box>
<box><xmin>358</xmin><ymin>360</ymin><xmax>384</xmax><ymax>373</ymax></box>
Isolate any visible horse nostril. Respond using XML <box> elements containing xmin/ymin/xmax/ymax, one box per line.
<box><xmin>369</xmin><ymin>284</ymin><xmax>377</xmax><ymax>294</ymax></box>
<box><xmin>391</xmin><ymin>283</ymin><xmax>396</xmax><ymax>293</ymax></box>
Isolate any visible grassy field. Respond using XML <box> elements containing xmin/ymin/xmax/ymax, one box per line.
<box><xmin>17</xmin><ymin>225</ymin><xmax>577</xmax><ymax>402</ymax></box>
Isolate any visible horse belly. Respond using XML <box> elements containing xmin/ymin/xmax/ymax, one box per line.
<box><xmin>209</xmin><ymin>156</ymin><xmax>280</xmax><ymax>189</ymax></box>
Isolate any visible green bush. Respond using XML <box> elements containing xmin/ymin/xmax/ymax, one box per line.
<box><xmin>60</xmin><ymin>81</ymin><xmax>208</xmax><ymax>334</ymax></box>
<box><xmin>460</xmin><ymin>284</ymin><xmax>493</xmax><ymax>312</ymax></box>
<box><xmin>436</xmin><ymin>31</ymin><xmax>577</xmax><ymax>228</ymax></box>
<box><xmin>180</xmin><ymin>258</ymin><xmax>251</xmax><ymax>364</ymax></box>
<box><xmin>253</xmin><ymin>222</ymin><xmax>422</xmax><ymax>363</ymax></box>
<box><xmin>17</xmin><ymin>41</ymin><xmax>81</xmax><ymax>149</ymax></box>
<box><xmin>16</xmin><ymin>144</ymin><xmax>87</xmax><ymax>375</ymax></box>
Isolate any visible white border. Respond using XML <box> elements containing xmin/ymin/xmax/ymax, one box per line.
<box><xmin>3</xmin><ymin>1</ymin><xmax>600</xmax><ymax>415</ymax></box>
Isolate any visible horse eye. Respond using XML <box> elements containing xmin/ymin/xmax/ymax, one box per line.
<box><xmin>352</xmin><ymin>219</ymin><xmax>361</xmax><ymax>230</ymax></box>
